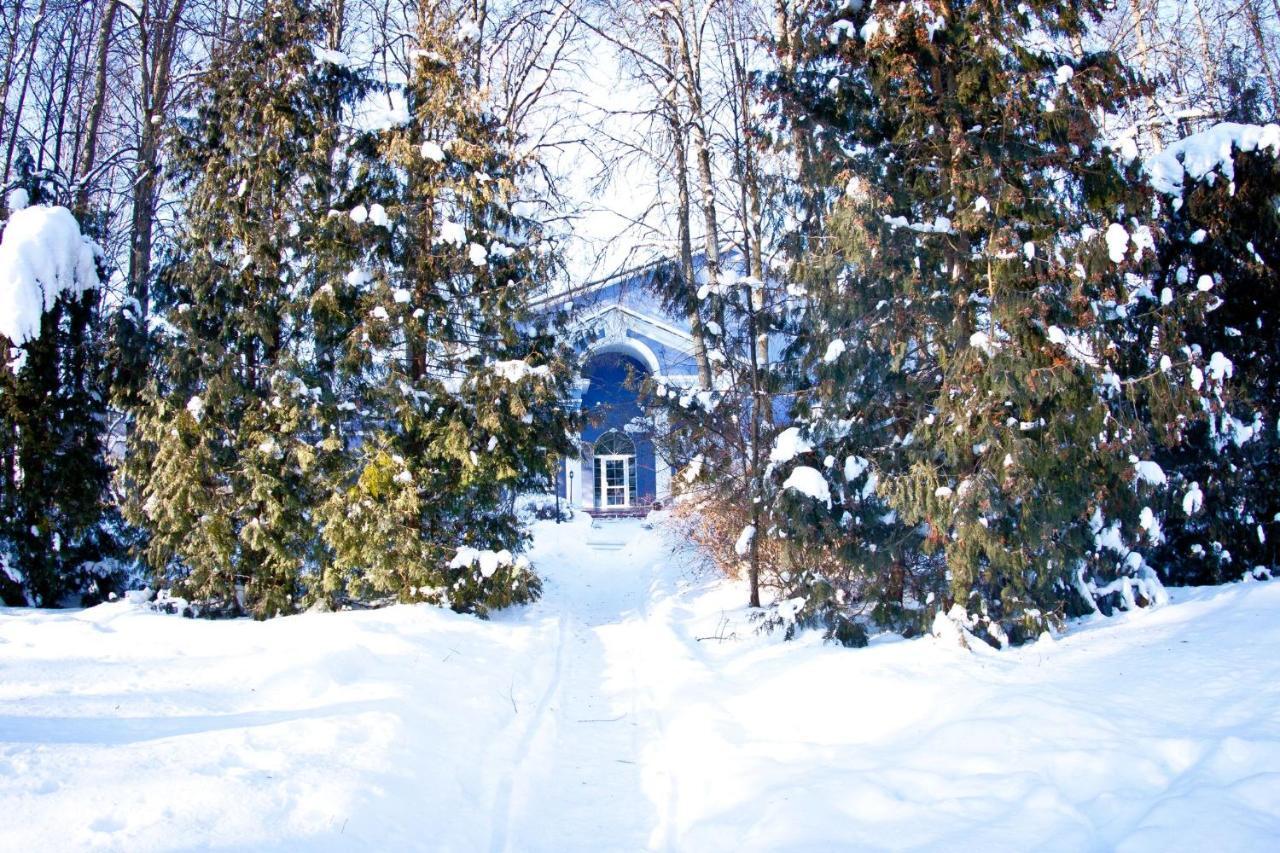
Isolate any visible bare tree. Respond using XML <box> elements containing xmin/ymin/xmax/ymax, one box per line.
<box><xmin>75</xmin><ymin>1</ymin><xmax>122</xmax><ymax>216</ymax></box>
<box><xmin>1099</xmin><ymin>0</ymin><xmax>1280</xmax><ymax>146</ymax></box>
<box><xmin>124</xmin><ymin>0</ymin><xmax>190</xmax><ymax>356</ymax></box>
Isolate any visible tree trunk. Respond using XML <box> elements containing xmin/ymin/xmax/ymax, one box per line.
<box><xmin>1128</xmin><ymin>0</ymin><xmax>1164</xmax><ymax>150</ymax></box>
<box><xmin>3</xmin><ymin>0</ymin><xmax>49</xmax><ymax>183</ymax></box>
<box><xmin>726</xmin><ymin>15</ymin><xmax>772</xmax><ymax>395</ymax></box>
<box><xmin>75</xmin><ymin>0</ymin><xmax>120</xmax><ymax>216</ymax></box>
<box><xmin>1192</xmin><ymin>0</ymin><xmax>1221</xmax><ymax>120</ymax></box>
<box><xmin>1246</xmin><ymin>1</ymin><xmax>1280</xmax><ymax>116</ymax></box>
<box><xmin>660</xmin><ymin>33</ymin><xmax>713</xmax><ymax>391</ymax></box>
<box><xmin>124</xmin><ymin>0</ymin><xmax>188</xmax><ymax>385</ymax></box>
<box><xmin>671</xmin><ymin>3</ymin><xmax>723</xmax><ymax>303</ymax></box>
<box><xmin>747</xmin><ymin>269</ymin><xmax>764</xmax><ymax>610</ymax></box>
<box><xmin>0</xmin><ymin>0</ymin><xmax>30</xmax><ymax>177</ymax></box>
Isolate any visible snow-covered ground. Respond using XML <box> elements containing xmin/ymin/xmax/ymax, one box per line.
<box><xmin>1</xmin><ymin>515</ymin><xmax>1278</xmax><ymax>851</ymax></box>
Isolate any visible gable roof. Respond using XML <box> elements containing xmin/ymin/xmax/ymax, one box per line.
<box><xmin>533</xmin><ymin>255</ymin><xmax>674</xmax><ymax>310</ymax></box>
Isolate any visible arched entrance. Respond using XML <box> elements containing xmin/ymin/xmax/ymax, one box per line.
<box><xmin>593</xmin><ymin>431</ymin><xmax>637</xmax><ymax>508</ymax></box>
<box><xmin>577</xmin><ymin>351</ymin><xmax>658</xmax><ymax>510</ymax></box>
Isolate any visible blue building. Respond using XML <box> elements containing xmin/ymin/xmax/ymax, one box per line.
<box><xmin>538</xmin><ymin>259</ymin><xmax>707</xmax><ymax>515</ymax></box>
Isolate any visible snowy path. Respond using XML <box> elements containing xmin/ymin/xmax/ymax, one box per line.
<box><xmin>490</xmin><ymin>522</ymin><xmax>661</xmax><ymax>851</ymax></box>
<box><xmin>2</xmin><ymin>514</ymin><xmax>1280</xmax><ymax>851</ymax></box>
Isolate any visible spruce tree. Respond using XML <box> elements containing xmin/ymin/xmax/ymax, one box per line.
<box><xmin>771</xmin><ymin>191</ymin><xmax>938</xmax><ymax>640</ymax></box>
<box><xmin>314</xmin><ymin>6</ymin><xmax>575</xmax><ymax>615</ymax></box>
<box><xmin>769</xmin><ymin>0</ymin><xmax>1210</xmax><ymax>643</ymax></box>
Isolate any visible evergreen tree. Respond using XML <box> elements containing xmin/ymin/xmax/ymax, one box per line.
<box><xmin>0</xmin><ymin>161</ymin><xmax>122</xmax><ymax>606</ymax></box>
<box><xmin>767</xmin><ymin>0</ymin><xmax>1210</xmax><ymax>644</ymax></box>
<box><xmin>313</xmin><ymin>5</ymin><xmax>576</xmax><ymax>615</ymax></box>
<box><xmin>1145</xmin><ymin>133</ymin><xmax>1280</xmax><ymax>583</ymax></box>
<box><xmin>770</xmin><ymin>190</ymin><xmax>939</xmax><ymax>641</ymax></box>
<box><xmin>122</xmin><ymin>0</ymin><xmax>369</xmax><ymax>617</ymax></box>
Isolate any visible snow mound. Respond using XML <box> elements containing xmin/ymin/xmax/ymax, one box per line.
<box><xmin>0</xmin><ymin>205</ymin><xmax>99</xmax><ymax>356</ymax></box>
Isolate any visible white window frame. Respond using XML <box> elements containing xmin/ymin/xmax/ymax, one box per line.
<box><xmin>596</xmin><ymin>454</ymin><xmax>632</xmax><ymax>508</ymax></box>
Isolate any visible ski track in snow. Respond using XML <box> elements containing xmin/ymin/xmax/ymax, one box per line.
<box><xmin>493</xmin><ymin>521</ymin><xmax>670</xmax><ymax>852</ymax></box>
<box><xmin>485</xmin><ymin>611</ymin><xmax>568</xmax><ymax>853</ymax></box>
<box><xmin>1</xmin><ymin>515</ymin><xmax>1279</xmax><ymax>851</ymax></box>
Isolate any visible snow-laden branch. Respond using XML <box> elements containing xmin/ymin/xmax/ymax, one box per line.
<box><xmin>0</xmin><ymin>203</ymin><xmax>100</xmax><ymax>364</ymax></box>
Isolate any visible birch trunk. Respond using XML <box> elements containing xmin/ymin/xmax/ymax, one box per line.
<box><xmin>661</xmin><ymin>32</ymin><xmax>713</xmax><ymax>391</ymax></box>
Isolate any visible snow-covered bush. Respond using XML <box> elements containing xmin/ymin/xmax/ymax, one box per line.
<box><xmin>517</xmin><ymin>493</ymin><xmax>575</xmax><ymax>523</ymax></box>
<box><xmin>755</xmin><ymin>574</ymin><xmax>870</xmax><ymax>648</ymax></box>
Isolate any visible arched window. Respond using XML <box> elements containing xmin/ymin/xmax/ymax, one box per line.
<box><xmin>594</xmin><ymin>431</ymin><xmax>635</xmax><ymax>457</ymax></box>
<box><xmin>593</xmin><ymin>431</ymin><xmax>638</xmax><ymax>508</ymax></box>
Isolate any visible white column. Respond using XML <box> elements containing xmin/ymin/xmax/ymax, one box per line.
<box><xmin>568</xmin><ymin>377</ymin><xmax>590</xmax><ymax>509</ymax></box>
<box><xmin>654</xmin><ymin>409</ymin><xmax>671</xmax><ymax>504</ymax></box>
<box><xmin>569</xmin><ymin>377</ymin><xmax>592</xmax><ymax>510</ymax></box>
<box><xmin>575</xmin><ymin>453</ymin><xmax>588</xmax><ymax>509</ymax></box>
<box><xmin>577</xmin><ymin>439</ymin><xmax>593</xmax><ymax>510</ymax></box>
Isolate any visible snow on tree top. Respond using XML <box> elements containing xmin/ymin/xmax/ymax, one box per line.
<box><xmin>311</xmin><ymin>45</ymin><xmax>354</xmax><ymax>68</ymax></box>
<box><xmin>1133</xmin><ymin>459</ymin><xmax>1167</xmax><ymax>488</ymax></box>
<box><xmin>1105</xmin><ymin>223</ymin><xmax>1130</xmax><ymax>263</ymax></box>
<box><xmin>0</xmin><ymin>205</ymin><xmax>99</xmax><ymax>360</ymax></box>
<box><xmin>1145</xmin><ymin>122</ymin><xmax>1280</xmax><ymax>198</ymax></box>
<box><xmin>420</xmin><ymin>141</ymin><xmax>446</xmax><ymax>162</ymax></box>
<box><xmin>449</xmin><ymin>546</ymin><xmax>524</xmax><ymax>579</ymax></box>
<box><xmin>883</xmin><ymin>214</ymin><xmax>954</xmax><ymax>235</ymax></box>
<box><xmin>490</xmin><ymin>360</ymin><xmax>550</xmax><ymax>383</ymax></box>
<box><xmin>437</xmin><ymin>220</ymin><xmax>466</xmax><ymax>247</ymax></box>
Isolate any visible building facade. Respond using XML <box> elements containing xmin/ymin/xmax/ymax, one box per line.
<box><xmin>540</xmin><ymin>261</ymin><xmax>703</xmax><ymax>514</ymax></box>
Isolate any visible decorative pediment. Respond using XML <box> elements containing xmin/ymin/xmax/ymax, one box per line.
<box><xmin>570</xmin><ymin>303</ymin><xmax>695</xmax><ymax>358</ymax></box>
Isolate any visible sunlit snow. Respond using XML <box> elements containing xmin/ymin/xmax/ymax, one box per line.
<box><xmin>1</xmin><ymin>517</ymin><xmax>1278</xmax><ymax>850</ymax></box>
